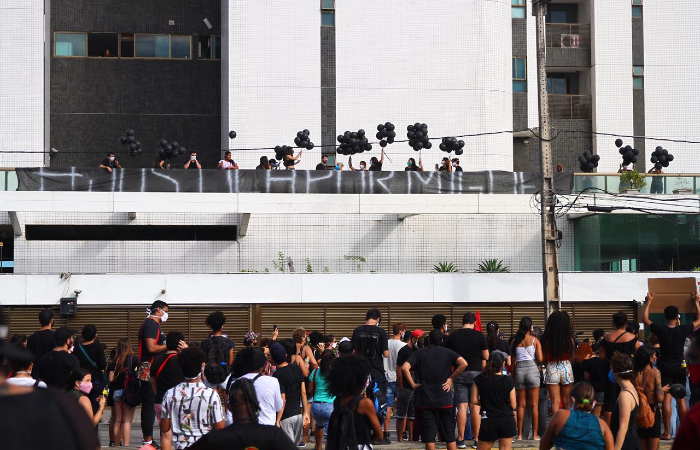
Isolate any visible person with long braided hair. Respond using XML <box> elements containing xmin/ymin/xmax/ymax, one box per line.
<box><xmin>541</xmin><ymin>311</ymin><xmax>575</xmax><ymax>415</ymax></box>
<box><xmin>188</xmin><ymin>378</ymin><xmax>297</xmax><ymax>450</ymax></box>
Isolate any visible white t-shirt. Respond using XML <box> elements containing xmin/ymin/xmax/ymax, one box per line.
<box><xmin>384</xmin><ymin>339</ymin><xmax>407</xmax><ymax>383</ymax></box>
<box><xmin>241</xmin><ymin>372</ymin><xmax>283</xmax><ymax>426</ymax></box>
<box><xmin>5</xmin><ymin>377</ymin><xmax>47</xmax><ymax>388</ymax></box>
<box><xmin>219</xmin><ymin>159</ymin><xmax>235</xmax><ymax>169</ymax></box>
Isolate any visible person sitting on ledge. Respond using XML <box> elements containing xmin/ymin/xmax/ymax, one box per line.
<box><xmin>99</xmin><ymin>152</ymin><xmax>121</xmax><ymax>173</ymax></box>
<box><xmin>185</xmin><ymin>151</ymin><xmax>202</xmax><ymax>170</ymax></box>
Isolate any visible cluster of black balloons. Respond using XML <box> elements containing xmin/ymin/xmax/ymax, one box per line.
<box><xmin>439</xmin><ymin>137</ymin><xmax>465</xmax><ymax>155</ymax></box>
<box><xmin>578</xmin><ymin>150</ymin><xmax>600</xmax><ymax>172</ymax></box>
<box><xmin>615</xmin><ymin>139</ymin><xmax>639</xmax><ymax>166</ymax></box>
<box><xmin>407</xmin><ymin>123</ymin><xmax>431</xmax><ymax>151</ymax></box>
<box><xmin>158</xmin><ymin>139</ymin><xmax>186</xmax><ymax>160</ymax></box>
<box><xmin>294</xmin><ymin>130</ymin><xmax>315</xmax><ymax>150</ymax></box>
<box><xmin>376</xmin><ymin>123</ymin><xmax>397</xmax><ymax>148</ymax></box>
<box><xmin>650</xmin><ymin>146</ymin><xmax>674</xmax><ymax>170</ymax></box>
<box><xmin>274</xmin><ymin>145</ymin><xmax>295</xmax><ymax>162</ymax></box>
<box><xmin>119</xmin><ymin>129</ymin><xmax>143</xmax><ymax>157</ymax></box>
<box><xmin>337</xmin><ymin>129</ymin><xmax>372</xmax><ymax>155</ymax></box>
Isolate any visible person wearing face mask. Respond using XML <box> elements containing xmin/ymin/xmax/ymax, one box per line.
<box><xmin>184</xmin><ymin>150</ymin><xmax>202</xmax><ymax>169</ymax></box>
<box><xmin>66</xmin><ymin>368</ymin><xmax>107</xmax><ymax>427</ymax></box>
<box><xmin>352</xmin><ymin>309</ymin><xmax>390</xmax><ymax>400</ymax></box>
<box><xmin>368</xmin><ymin>150</ymin><xmax>385</xmax><ymax>171</ymax></box>
<box><xmin>160</xmin><ymin>347</ymin><xmax>226</xmax><ymax>449</ymax></box>
<box><xmin>99</xmin><ymin>152</ymin><xmax>122</xmax><ymax>173</ymax></box>
<box><xmin>139</xmin><ymin>300</ymin><xmax>171</xmax><ymax>448</ymax></box>
<box><xmin>35</xmin><ymin>326</ymin><xmax>80</xmax><ymax>389</ymax></box>
<box><xmin>436</xmin><ymin>157</ymin><xmax>453</xmax><ymax>172</ymax></box>
<box><xmin>452</xmin><ymin>158</ymin><xmax>464</xmax><ymax>172</ymax></box>
<box><xmin>381</xmin><ymin>322</ymin><xmax>407</xmax><ymax>444</ymax></box>
<box><xmin>349</xmin><ymin>156</ymin><xmax>367</xmax><ymax>171</ymax></box>
<box><xmin>405</xmin><ymin>157</ymin><xmax>424</xmax><ymax>171</ymax></box>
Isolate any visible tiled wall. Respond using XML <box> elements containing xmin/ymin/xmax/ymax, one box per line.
<box><xmin>12</xmin><ymin>212</ymin><xmax>576</xmax><ymax>274</ymax></box>
<box><xmin>0</xmin><ymin>0</ymin><xmax>45</xmax><ymax>168</ymax></box>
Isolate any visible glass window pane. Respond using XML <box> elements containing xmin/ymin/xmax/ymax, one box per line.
<box><xmin>516</xmin><ymin>59</ymin><xmax>526</xmax><ymax>79</ymax></box>
<box><xmin>136</xmin><ymin>35</ymin><xmax>170</xmax><ymax>58</ymax></box>
<box><xmin>213</xmin><ymin>36</ymin><xmax>221</xmax><ymax>59</ymax></box>
<box><xmin>513</xmin><ymin>80</ymin><xmax>527</xmax><ymax>92</ymax></box>
<box><xmin>322</xmin><ymin>0</ymin><xmax>335</xmax><ymax>9</ymax></box>
<box><xmin>632</xmin><ymin>0</ymin><xmax>643</xmax><ymax>5</ymax></box>
<box><xmin>120</xmin><ymin>34</ymin><xmax>134</xmax><ymax>57</ymax></box>
<box><xmin>170</xmin><ymin>35</ymin><xmax>191</xmax><ymax>59</ymax></box>
<box><xmin>633</xmin><ymin>66</ymin><xmax>644</xmax><ymax>76</ymax></box>
<box><xmin>633</xmin><ymin>77</ymin><xmax>644</xmax><ymax>89</ymax></box>
<box><xmin>512</xmin><ymin>0</ymin><xmax>525</xmax><ymax>5</ymax></box>
<box><xmin>511</xmin><ymin>7</ymin><xmax>526</xmax><ymax>19</ymax></box>
<box><xmin>322</xmin><ymin>11</ymin><xmax>335</xmax><ymax>26</ymax></box>
<box><xmin>55</xmin><ymin>33</ymin><xmax>86</xmax><ymax>56</ymax></box>
<box><xmin>632</xmin><ymin>6</ymin><xmax>643</xmax><ymax>18</ymax></box>
<box><xmin>87</xmin><ymin>33</ymin><xmax>118</xmax><ymax>57</ymax></box>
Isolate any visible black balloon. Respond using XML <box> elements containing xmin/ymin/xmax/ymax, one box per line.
<box><xmin>160</xmin><ymin>139</ymin><xmax>168</xmax><ymax>148</ymax></box>
<box><xmin>579</xmin><ymin>150</ymin><xmax>599</xmax><ymax>173</ymax></box>
<box><xmin>338</xmin><ymin>128</ymin><xmax>373</xmax><ymax>155</ymax></box>
<box><xmin>376</xmin><ymin>122</ymin><xmax>396</xmax><ymax>148</ymax></box>
<box><xmin>670</xmin><ymin>384</ymin><xmax>686</xmax><ymax>400</ymax></box>
<box><xmin>407</xmin><ymin>122</ymin><xmax>430</xmax><ymax>152</ymax></box>
<box><xmin>615</xmin><ymin>139</ymin><xmax>623</xmax><ymax>148</ymax></box>
<box><xmin>293</xmin><ymin>129</ymin><xmax>314</xmax><ymax>150</ymax></box>
<box><xmin>229</xmin><ymin>130</ymin><xmax>237</xmax><ymax>139</ymax></box>
<box><xmin>126</xmin><ymin>129</ymin><xmax>135</xmax><ymax>137</ymax></box>
<box><xmin>440</xmin><ymin>137</ymin><xmax>462</xmax><ymax>154</ymax></box>
<box><xmin>119</xmin><ymin>136</ymin><xmax>127</xmax><ymax>145</ymax></box>
<box><xmin>650</xmin><ymin>146</ymin><xmax>674</xmax><ymax>171</ymax></box>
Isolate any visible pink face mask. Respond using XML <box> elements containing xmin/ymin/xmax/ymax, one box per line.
<box><xmin>79</xmin><ymin>381</ymin><xmax>93</xmax><ymax>395</ymax></box>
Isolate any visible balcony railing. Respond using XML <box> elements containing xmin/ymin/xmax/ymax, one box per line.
<box><xmin>0</xmin><ymin>169</ymin><xmax>18</xmax><ymax>192</ymax></box>
<box><xmin>546</xmin><ymin>23</ymin><xmax>591</xmax><ymax>49</ymax></box>
<box><xmin>573</xmin><ymin>173</ymin><xmax>700</xmax><ymax>194</ymax></box>
<box><xmin>549</xmin><ymin>94</ymin><xmax>591</xmax><ymax>120</ymax></box>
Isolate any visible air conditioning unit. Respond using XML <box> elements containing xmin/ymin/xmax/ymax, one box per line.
<box><xmin>561</xmin><ymin>34</ymin><xmax>580</xmax><ymax>48</ymax></box>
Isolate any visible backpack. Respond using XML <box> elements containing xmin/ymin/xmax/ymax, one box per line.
<box><xmin>122</xmin><ymin>355</ymin><xmax>143</xmax><ymax>407</ymax></box>
<box><xmin>365</xmin><ymin>382</ymin><xmax>387</xmax><ymax>421</ymax></box>
<box><xmin>634</xmin><ymin>376</ymin><xmax>655</xmax><ymax>429</ymax></box>
<box><xmin>204</xmin><ymin>337</ymin><xmax>231</xmax><ymax>385</ymax></box>
<box><xmin>327</xmin><ymin>395</ymin><xmax>362</xmax><ymax>450</ymax></box>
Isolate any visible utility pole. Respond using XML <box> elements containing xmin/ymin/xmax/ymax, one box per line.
<box><xmin>534</xmin><ymin>0</ymin><xmax>561</xmax><ymax>322</ymax></box>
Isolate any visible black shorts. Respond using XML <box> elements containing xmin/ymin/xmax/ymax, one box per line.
<box><xmin>417</xmin><ymin>407</ymin><xmax>456</xmax><ymax>444</ymax></box>
<box><xmin>478</xmin><ymin>416</ymin><xmax>517</xmax><ymax>442</ymax></box>
<box><xmin>603</xmin><ymin>379</ymin><xmax>620</xmax><ymax>413</ymax></box>
<box><xmin>395</xmin><ymin>388</ymin><xmax>415</xmax><ymax>420</ymax></box>
<box><xmin>659</xmin><ymin>363</ymin><xmax>686</xmax><ymax>387</ymax></box>
<box><xmin>637</xmin><ymin>409</ymin><xmax>661</xmax><ymax>439</ymax></box>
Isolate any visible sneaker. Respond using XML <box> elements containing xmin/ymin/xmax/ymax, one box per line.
<box><xmin>297</xmin><ymin>443</ymin><xmax>306</xmax><ymax>448</ymax></box>
<box><xmin>457</xmin><ymin>439</ymin><xmax>467</xmax><ymax>449</ymax></box>
<box><xmin>402</xmin><ymin>431</ymin><xmax>410</xmax><ymax>441</ymax></box>
<box><xmin>372</xmin><ymin>436</ymin><xmax>391</xmax><ymax>445</ymax></box>
<box><xmin>108</xmin><ymin>443</ymin><xmax>116</xmax><ymax>448</ymax></box>
<box><xmin>142</xmin><ymin>441</ymin><xmax>160</xmax><ymax>450</ymax></box>
<box><xmin>472</xmin><ymin>440</ymin><xmax>478</xmax><ymax>449</ymax></box>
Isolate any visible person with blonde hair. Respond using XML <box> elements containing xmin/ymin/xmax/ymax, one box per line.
<box><xmin>107</xmin><ymin>338</ymin><xmax>139</xmax><ymax>447</ymax></box>
<box><xmin>540</xmin><ymin>382</ymin><xmax>614</xmax><ymax>450</ymax></box>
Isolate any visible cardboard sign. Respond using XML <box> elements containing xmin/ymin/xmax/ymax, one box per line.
<box><xmin>647</xmin><ymin>278</ymin><xmax>698</xmax><ymax>313</ymax></box>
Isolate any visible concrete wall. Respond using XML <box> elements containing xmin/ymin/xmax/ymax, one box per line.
<box><xmin>644</xmin><ymin>0</ymin><xmax>700</xmax><ymax>173</ymax></box>
<box><xmin>0</xmin><ymin>0</ymin><xmax>46</xmax><ymax>168</ymax></box>
<box><xmin>334</xmin><ymin>0</ymin><xmax>513</xmax><ymax>172</ymax></box>
<box><xmin>225</xmin><ymin>0</ymin><xmax>322</xmax><ymax>170</ymax></box>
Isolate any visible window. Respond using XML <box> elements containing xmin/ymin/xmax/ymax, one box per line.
<box><xmin>512</xmin><ymin>0</ymin><xmax>526</xmax><ymax>19</ymax></box>
<box><xmin>55</xmin><ymin>32</ymin><xmax>86</xmax><ymax>57</ymax></box>
<box><xmin>633</xmin><ymin>66</ymin><xmax>644</xmax><ymax>89</ymax></box>
<box><xmin>120</xmin><ymin>34</ymin><xmax>134</xmax><ymax>57</ymax></box>
<box><xmin>135</xmin><ymin>34</ymin><xmax>191</xmax><ymax>59</ymax></box>
<box><xmin>87</xmin><ymin>33</ymin><xmax>118</xmax><ymax>57</ymax></box>
<box><xmin>546</xmin><ymin>4</ymin><xmax>578</xmax><ymax>24</ymax></box>
<box><xmin>512</xmin><ymin>57</ymin><xmax>527</xmax><ymax>92</ymax></box>
<box><xmin>322</xmin><ymin>0</ymin><xmax>335</xmax><ymax>27</ymax></box>
<box><xmin>25</xmin><ymin>225</ymin><xmax>238</xmax><ymax>241</ymax></box>
<box><xmin>199</xmin><ymin>35</ymin><xmax>221</xmax><ymax>59</ymax></box>
<box><xmin>632</xmin><ymin>0</ymin><xmax>643</xmax><ymax>19</ymax></box>
<box><xmin>546</xmin><ymin>73</ymin><xmax>580</xmax><ymax>94</ymax></box>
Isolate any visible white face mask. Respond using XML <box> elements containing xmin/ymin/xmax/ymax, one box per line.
<box><xmin>160</xmin><ymin>311</ymin><xmax>169</xmax><ymax>323</ymax></box>
<box><xmin>109</xmin><ymin>156</ymin><xmax>115</xmax><ymax>161</ymax></box>
<box><xmin>191</xmin><ymin>156</ymin><xmax>196</xmax><ymax>160</ymax></box>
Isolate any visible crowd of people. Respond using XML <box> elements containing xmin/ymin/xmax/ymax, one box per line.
<box><xmin>98</xmin><ymin>149</ymin><xmax>467</xmax><ymax>173</ymax></box>
<box><xmin>2</xmin><ymin>295</ymin><xmax>700</xmax><ymax>450</ymax></box>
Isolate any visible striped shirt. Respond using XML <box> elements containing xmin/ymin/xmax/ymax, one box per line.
<box><xmin>161</xmin><ymin>381</ymin><xmax>225</xmax><ymax>449</ymax></box>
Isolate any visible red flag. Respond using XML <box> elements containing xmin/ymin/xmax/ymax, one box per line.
<box><xmin>475</xmin><ymin>310</ymin><xmax>482</xmax><ymax>332</ymax></box>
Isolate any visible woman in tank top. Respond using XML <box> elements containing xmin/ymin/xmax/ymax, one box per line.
<box><xmin>633</xmin><ymin>346</ymin><xmax>667</xmax><ymax>450</ymax></box>
<box><xmin>609</xmin><ymin>352</ymin><xmax>640</xmax><ymax>450</ymax></box>
<box><xmin>510</xmin><ymin>316</ymin><xmax>544</xmax><ymax>440</ymax></box>
<box><xmin>541</xmin><ymin>311</ymin><xmax>575</xmax><ymax>415</ymax></box>
<box><xmin>600</xmin><ymin>312</ymin><xmax>640</xmax><ymax>425</ymax></box>
<box><xmin>540</xmin><ymin>381</ymin><xmax>614</xmax><ymax>450</ymax></box>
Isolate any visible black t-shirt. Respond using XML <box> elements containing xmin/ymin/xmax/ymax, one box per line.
<box><xmin>404</xmin><ymin>166</ymin><xmax>419</xmax><ymax>171</ymax></box>
<box><xmin>150</xmin><ymin>352</ymin><xmax>183</xmax><ymax>403</ymax></box>
<box><xmin>274</xmin><ymin>364</ymin><xmax>305</xmax><ymax>420</ymax></box>
<box><xmin>0</xmin><ymin>387</ymin><xmax>101</xmax><ymax>450</ymax></box>
<box><xmin>584</xmin><ymin>357</ymin><xmax>609</xmax><ymax>392</ymax></box>
<box><xmin>187</xmin><ymin>422</ymin><xmax>298</xmax><ymax>450</ymax></box>
<box><xmin>75</xmin><ymin>341</ymin><xmax>107</xmax><ymax>384</ymax></box>
<box><xmin>351</xmin><ymin>324</ymin><xmax>389</xmax><ymax>373</ymax></box>
<box><xmin>139</xmin><ymin>318</ymin><xmax>166</xmax><ymax>362</ymax></box>
<box><xmin>650</xmin><ymin>323</ymin><xmax>694</xmax><ymax>366</ymax></box>
<box><xmin>107</xmin><ymin>354</ymin><xmax>140</xmax><ymax>389</ymax></box>
<box><xmin>369</xmin><ymin>163</ymin><xmax>382</xmax><ymax>171</ymax></box>
<box><xmin>454</xmin><ymin>166</ymin><xmax>464</xmax><ymax>172</ymax></box>
<box><xmin>473</xmin><ymin>373</ymin><xmax>514</xmax><ymax>418</ymax></box>
<box><xmin>27</xmin><ymin>329</ymin><xmax>54</xmax><ymax>364</ymax></box>
<box><xmin>446</xmin><ymin>328</ymin><xmax>488</xmax><ymax>373</ymax></box>
<box><xmin>35</xmin><ymin>350</ymin><xmax>80</xmax><ymax>389</ymax></box>
<box><xmin>396</xmin><ymin>345</ymin><xmax>417</xmax><ymax>390</ymax></box>
<box><xmin>406</xmin><ymin>345</ymin><xmax>460</xmax><ymax>408</ymax></box>
<box><xmin>101</xmin><ymin>158</ymin><xmax>118</xmax><ymax>168</ymax></box>
<box><xmin>489</xmin><ymin>339</ymin><xmax>511</xmax><ymax>356</ymax></box>
<box><xmin>200</xmin><ymin>336</ymin><xmax>235</xmax><ymax>365</ymax></box>
<box><xmin>315</xmin><ymin>163</ymin><xmax>328</xmax><ymax>170</ymax></box>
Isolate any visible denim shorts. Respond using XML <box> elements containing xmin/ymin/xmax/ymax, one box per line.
<box><xmin>454</xmin><ymin>371</ymin><xmax>479</xmax><ymax>404</ymax></box>
<box><xmin>387</xmin><ymin>381</ymin><xmax>397</xmax><ymax>407</ymax></box>
<box><xmin>311</xmin><ymin>401</ymin><xmax>334</xmax><ymax>434</ymax></box>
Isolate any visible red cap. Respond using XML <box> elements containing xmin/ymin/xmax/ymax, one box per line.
<box><xmin>412</xmin><ymin>329</ymin><xmax>424</xmax><ymax>339</ymax></box>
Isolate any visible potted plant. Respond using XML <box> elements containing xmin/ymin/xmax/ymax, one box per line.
<box><xmin>673</xmin><ymin>178</ymin><xmax>693</xmax><ymax>195</ymax></box>
<box><xmin>476</xmin><ymin>259</ymin><xmax>510</xmax><ymax>273</ymax></box>
<box><xmin>619</xmin><ymin>171</ymin><xmax>646</xmax><ymax>194</ymax></box>
<box><xmin>433</xmin><ymin>262</ymin><xmax>458</xmax><ymax>273</ymax></box>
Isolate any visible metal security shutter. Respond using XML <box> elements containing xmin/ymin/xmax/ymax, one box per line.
<box><xmin>387</xmin><ymin>304</ymin><xmax>452</xmax><ymax>334</ymax></box>
<box><xmin>5</xmin><ymin>307</ymin><xmax>67</xmax><ymax>338</ymax></box>
<box><xmin>452</xmin><ymin>304</ymin><xmax>513</xmax><ymax>336</ymax></box>
<box><xmin>67</xmin><ymin>307</ymin><xmax>131</xmax><ymax>351</ymax></box>
<box><xmin>188</xmin><ymin>308</ymin><xmax>250</xmax><ymax>348</ymax></box>
<box><xmin>325</xmin><ymin>305</ymin><xmax>390</xmax><ymax>338</ymax></box>
<box><xmin>260</xmin><ymin>305</ymin><xmax>325</xmax><ymax>340</ymax></box>
<box><xmin>567</xmin><ymin>302</ymin><xmax>636</xmax><ymax>342</ymax></box>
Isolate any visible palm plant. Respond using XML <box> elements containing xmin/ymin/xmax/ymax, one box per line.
<box><xmin>433</xmin><ymin>262</ymin><xmax>458</xmax><ymax>273</ymax></box>
<box><xmin>477</xmin><ymin>259</ymin><xmax>510</xmax><ymax>273</ymax></box>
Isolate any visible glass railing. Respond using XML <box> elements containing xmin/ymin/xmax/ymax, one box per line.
<box><xmin>573</xmin><ymin>173</ymin><xmax>699</xmax><ymax>194</ymax></box>
<box><xmin>0</xmin><ymin>170</ymin><xmax>18</xmax><ymax>192</ymax></box>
